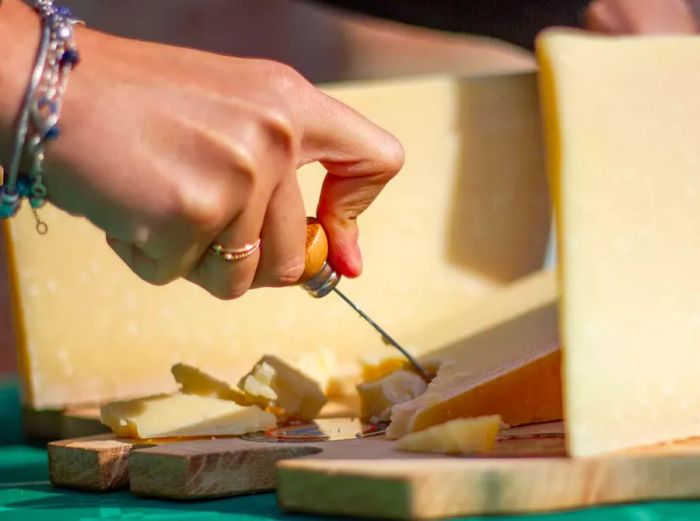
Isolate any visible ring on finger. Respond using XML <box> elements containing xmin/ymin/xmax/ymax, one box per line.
<box><xmin>208</xmin><ymin>238</ymin><xmax>261</xmax><ymax>262</ymax></box>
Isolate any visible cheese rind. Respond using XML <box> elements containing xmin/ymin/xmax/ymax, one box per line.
<box><xmin>394</xmin><ymin>415</ymin><xmax>502</xmax><ymax>455</ymax></box>
<box><xmin>100</xmin><ymin>393</ymin><xmax>276</xmax><ymax>439</ymax></box>
<box><xmin>357</xmin><ymin>369</ymin><xmax>427</xmax><ymax>422</ymax></box>
<box><xmin>538</xmin><ymin>31</ymin><xmax>700</xmax><ymax>456</ymax></box>
<box><xmin>238</xmin><ymin>355</ymin><xmax>327</xmax><ymax>420</ymax></box>
<box><xmin>386</xmin><ymin>275</ymin><xmax>561</xmax><ymax>439</ymax></box>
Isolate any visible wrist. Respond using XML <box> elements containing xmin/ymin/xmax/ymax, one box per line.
<box><xmin>0</xmin><ymin>0</ymin><xmax>39</xmax><ymax>165</ymax></box>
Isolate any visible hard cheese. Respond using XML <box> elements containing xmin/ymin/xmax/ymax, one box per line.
<box><xmin>239</xmin><ymin>355</ymin><xmax>327</xmax><ymax>420</ymax></box>
<box><xmin>2</xmin><ymin>73</ymin><xmax>550</xmax><ymax>410</ymax></box>
<box><xmin>386</xmin><ymin>271</ymin><xmax>561</xmax><ymax>439</ymax></box>
<box><xmin>394</xmin><ymin>415</ymin><xmax>502</xmax><ymax>455</ymax></box>
<box><xmin>357</xmin><ymin>369</ymin><xmax>427</xmax><ymax>422</ymax></box>
<box><xmin>100</xmin><ymin>393</ymin><xmax>275</xmax><ymax>439</ymax></box>
<box><xmin>538</xmin><ymin>31</ymin><xmax>700</xmax><ymax>456</ymax></box>
<box><xmin>171</xmin><ymin>363</ymin><xmax>247</xmax><ymax>404</ymax></box>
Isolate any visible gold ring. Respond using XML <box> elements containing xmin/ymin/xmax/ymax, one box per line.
<box><xmin>208</xmin><ymin>238</ymin><xmax>261</xmax><ymax>262</ymax></box>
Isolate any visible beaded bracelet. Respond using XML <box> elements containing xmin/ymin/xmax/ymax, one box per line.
<box><xmin>0</xmin><ymin>0</ymin><xmax>80</xmax><ymax>233</ymax></box>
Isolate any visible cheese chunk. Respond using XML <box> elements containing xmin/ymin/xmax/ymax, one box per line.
<box><xmin>360</xmin><ymin>356</ymin><xmax>407</xmax><ymax>383</ymax></box>
<box><xmin>100</xmin><ymin>393</ymin><xmax>275</xmax><ymax>439</ymax></box>
<box><xmin>538</xmin><ymin>31</ymin><xmax>700</xmax><ymax>456</ymax></box>
<box><xmin>239</xmin><ymin>355</ymin><xmax>327</xmax><ymax>420</ymax></box>
<box><xmin>171</xmin><ymin>363</ymin><xmax>248</xmax><ymax>404</ymax></box>
<box><xmin>2</xmin><ymin>74</ymin><xmax>550</xmax><ymax>410</ymax></box>
<box><xmin>386</xmin><ymin>278</ymin><xmax>561</xmax><ymax>439</ymax></box>
<box><xmin>357</xmin><ymin>370</ymin><xmax>427</xmax><ymax>422</ymax></box>
<box><xmin>395</xmin><ymin>415</ymin><xmax>502</xmax><ymax>455</ymax></box>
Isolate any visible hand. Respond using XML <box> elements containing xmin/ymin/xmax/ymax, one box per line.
<box><xmin>585</xmin><ymin>0</ymin><xmax>698</xmax><ymax>34</ymax></box>
<box><xmin>0</xmin><ymin>1</ymin><xmax>404</xmax><ymax>300</ymax></box>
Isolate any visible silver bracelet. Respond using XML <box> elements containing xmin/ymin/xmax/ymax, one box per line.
<box><xmin>0</xmin><ymin>0</ymin><xmax>81</xmax><ymax>233</ymax></box>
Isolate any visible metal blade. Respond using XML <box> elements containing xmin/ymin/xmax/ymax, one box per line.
<box><xmin>332</xmin><ymin>287</ymin><xmax>433</xmax><ymax>382</ymax></box>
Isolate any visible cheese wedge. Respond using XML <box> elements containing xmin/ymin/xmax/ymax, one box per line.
<box><xmin>238</xmin><ymin>355</ymin><xmax>327</xmax><ymax>420</ymax></box>
<box><xmin>100</xmin><ymin>393</ymin><xmax>275</xmax><ymax>439</ymax></box>
<box><xmin>386</xmin><ymin>278</ymin><xmax>561</xmax><ymax>439</ymax></box>
<box><xmin>538</xmin><ymin>31</ymin><xmax>700</xmax><ymax>456</ymax></box>
<box><xmin>357</xmin><ymin>369</ymin><xmax>427</xmax><ymax>422</ymax></box>
<box><xmin>2</xmin><ymin>74</ymin><xmax>550</xmax><ymax>411</ymax></box>
<box><xmin>171</xmin><ymin>363</ymin><xmax>248</xmax><ymax>404</ymax></box>
<box><xmin>395</xmin><ymin>415</ymin><xmax>502</xmax><ymax>455</ymax></box>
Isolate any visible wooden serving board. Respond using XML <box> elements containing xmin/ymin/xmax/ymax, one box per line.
<box><xmin>49</xmin><ymin>420</ymin><xmax>700</xmax><ymax>519</ymax></box>
<box><xmin>278</xmin><ymin>425</ymin><xmax>700</xmax><ymax>519</ymax></box>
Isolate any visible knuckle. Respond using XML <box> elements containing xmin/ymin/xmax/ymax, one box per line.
<box><xmin>257</xmin><ymin>106</ymin><xmax>295</xmax><ymax>154</ymax></box>
<box><xmin>268</xmin><ymin>259</ymin><xmax>305</xmax><ymax>287</ymax></box>
<box><xmin>174</xmin><ymin>185</ymin><xmax>230</xmax><ymax>233</ymax></box>
<box><xmin>380</xmin><ymin>134</ymin><xmax>405</xmax><ymax>177</ymax></box>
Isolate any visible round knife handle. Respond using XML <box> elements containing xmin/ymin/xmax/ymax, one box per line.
<box><xmin>300</xmin><ymin>217</ymin><xmax>341</xmax><ymax>297</ymax></box>
<box><xmin>300</xmin><ymin>217</ymin><xmax>328</xmax><ymax>283</ymax></box>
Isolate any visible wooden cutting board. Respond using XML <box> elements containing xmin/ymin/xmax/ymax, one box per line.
<box><xmin>49</xmin><ymin>420</ymin><xmax>700</xmax><ymax>519</ymax></box>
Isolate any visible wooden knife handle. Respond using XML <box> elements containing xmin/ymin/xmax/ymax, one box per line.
<box><xmin>300</xmin><ymin>217</ymin><xmax>328</xmax><ymax>283</ymax></box>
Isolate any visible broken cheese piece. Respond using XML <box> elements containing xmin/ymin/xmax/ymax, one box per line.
<box><xmin>239</xmin><ymin>355</ymin><xmax>327</xmax><ymax>420</ymax></box>
<box><xmin>360</xmin><ymin>356</ymin><xmax>407</xmax><ymax>383</ymax></box>
<box><xmin>538</xmin><ymin>31</ymin><xmax>700</xmax><ymax>456</ymax></box>
<box><xmin>357</xmin><ymin>369</ymin><xmax>427</xmax><ymax>422</ymax></box>
<box><xmin>171</xmin><ymin>363</ymin><xmax>248</xmax><ymax>405</ymax></box>
<box><xmin>100</xmin><ymin>393</ymin><xmax>275</xmax><ymax>439</ymax></box>
<box><xmin>386</xmin><ymin>286</ymin><xmax>561</xmax><ymax>439</ymax></box>
<box><xmin>395</xmin><ymin>415</ymin><xmax>502</xmax><ymax>455</ymax></box>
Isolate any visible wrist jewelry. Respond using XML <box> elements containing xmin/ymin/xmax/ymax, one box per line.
<box><xmin>0</xmin><ymin>0</ymin><xmax>81</xmax><ymax>233</ymax></box>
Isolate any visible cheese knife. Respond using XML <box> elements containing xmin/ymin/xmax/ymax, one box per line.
<box><xmin>299</xmin><ymin>218</ymin><xmax>432</xmax><ymax>381</ymax></box>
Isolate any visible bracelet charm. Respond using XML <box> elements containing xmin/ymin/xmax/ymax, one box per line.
<box><xmin>0</xmin><ymin>0</ymin><xmax>81</xmax><ymax>233</ymax></box>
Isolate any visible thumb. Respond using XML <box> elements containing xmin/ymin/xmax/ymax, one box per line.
<box><xmin>300</xmin><ymin>92</ymin><xmax>404</xmax><ymax>277</ymax></box>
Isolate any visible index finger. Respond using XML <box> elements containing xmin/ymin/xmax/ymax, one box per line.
<box><xmin>299</xmin><ymin>92</ymin><xmax>404</xmax><ymax>277</ymax></box>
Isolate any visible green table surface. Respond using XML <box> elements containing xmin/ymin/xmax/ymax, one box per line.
<box><xmin>2</xmin><ymin>379</ymin><xmax>700</xmax><ymax>520</ymax></box>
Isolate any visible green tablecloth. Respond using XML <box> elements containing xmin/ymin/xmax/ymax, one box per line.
<box><xmin>2</xmin><ymin>379</ymin><xmax>700</xmax><ymax>520</ymax></box>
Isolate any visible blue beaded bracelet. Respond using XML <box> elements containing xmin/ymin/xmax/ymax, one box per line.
<box><xmin>0</xmin><ymin>0</ymin><xmax>81</xmax><ymax>234</ymax></box>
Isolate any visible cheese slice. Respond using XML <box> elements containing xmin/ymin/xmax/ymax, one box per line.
<box><xmin>357</xmin><ymin>369</ymin><xmax>427</xmax><ymax>422</ymax></box>
<box><xmin>394</xmin><ymin>415</ymin><xmax>502</xmax><ymax>455</ymax></box>
<box><xmin>2</xmin><ymin>73</ymin><xmax>550</xmax><ymax>411</ymax></box>
<box><xmin>538</xmin><ymin>31</ymin><xmax>700</xmax><ymax>456</ymax></box>
<box><xmin>171</xmin><ymin>363</ymin><xmax>247</xmax><ymax>404</ymax></box>
<box><xmin>386</xmin><ymin>274</ymin><xmax>561</xmax><ymax>439</ymax></box>
<box><xmin>239</xmin><ymin>355</ymin><xmax>327</xmax><ymax>420</ymax></box>
<box><xmin>100</xmin><ymin>393</ymin><xmax>275</xmax><ymax>439</ymax></box>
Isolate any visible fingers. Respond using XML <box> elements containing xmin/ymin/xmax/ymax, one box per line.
<box><xmin>301</xmin><ymin>92</ymin><xmax>404</xmax><ymax>277</ymax></box>
<box><xmin>251</xmin><ymin>173</ymin><xmax>306</xmax><ymax>288</ymax></box>
<box><xmin>185</xmin><ymin>203</ymin><xmax>264</xmax><ymax>300</ymax></box>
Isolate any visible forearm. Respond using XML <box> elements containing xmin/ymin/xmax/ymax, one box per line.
<box><xmin>0</xmin><ymin>0</ymin><xmax>39</xmax><ymax>165</ymax></box>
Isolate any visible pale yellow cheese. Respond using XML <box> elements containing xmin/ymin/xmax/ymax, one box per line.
<box><xmin>239</xmin><ymin>355</ymin><xmax>327</xmax><ymax>420</ymax></box>
<box><xmin>357</xmin><ymin>369</ymin><xmax>427</xmax><ymax>422</ymax></box>
<box><xmin>386</xmin><ymin>271</ymin><xmax>561</xmax><ymax>439</ymax></box>
<box><xmin>2</xmin><ymin>73</ymin><xmax>550</xmax><ymax>410</ymax></box>
<box><xmin>394</xmin><ymin>415</ymin><xmax>502</xmax><ymax>455</ymax></box>
<box><xmin>538</xmin><ymin>31</ymin><xmax>700</xmax><ymax>456</ymax></box>
<box><xmin>171</xmin><ymin>363</ymin><xmax>247</xmax><ymax>404</ymax></box>
<box><xmin>100</xmin><ymin>393</ymin><xmax>276</xmax><ymax>439</ymax></box>
<box><xmin>359</xmin><ymin>355</ymin><xmax>407</xmax><ymax>383</ymax></box>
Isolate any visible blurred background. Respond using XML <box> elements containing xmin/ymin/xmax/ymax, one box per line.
<box><xmin>0</xmin><ymin>0</ymin><xmax>536</xmax><ymax>375</ymax></box>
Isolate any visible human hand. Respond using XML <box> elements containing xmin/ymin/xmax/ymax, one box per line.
<box><xmin>585</xmin><ymin>0</ymin><xmax>698</xmax><ymax>34</ymax></box>
<box><xmin>0</xmin><ymin>0</ymin><xmax>403</xmax><ymax>300</ymax></box>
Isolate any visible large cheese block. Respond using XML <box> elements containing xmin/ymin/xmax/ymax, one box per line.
<box><xmin>538</xmin><ymin>31</ymin><xmax>700</xmax><ymax>456</ymax></box>
<box><xmin>1</xmin><ymin>73</ymin><xmax>550</xmax><ymax>409</ymax></box>
<box><xmin>386</xmin><ymin>270</ymin><xmax>561</xmax><ymax>439</ymax></box>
